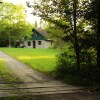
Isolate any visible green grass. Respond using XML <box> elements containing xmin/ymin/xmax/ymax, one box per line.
<box><xmin>0</xmin><ymin>48</ymin><xmax>60</xmax><ymax>73</ymax></box>
<box><xmin>0</xmin><ymin>59</ymin><xmax>21</xmax><ymax>83</ymax></box>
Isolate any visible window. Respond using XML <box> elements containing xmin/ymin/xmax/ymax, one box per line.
<box><xmin>38</xmin><ymin>41</ymin><xmax>42</xmax><ymax>45</ymax></box>
<box><xmin>28</xmin><ymin>41</ymin><xmax>31</xmax><ymax>46</ymax></box>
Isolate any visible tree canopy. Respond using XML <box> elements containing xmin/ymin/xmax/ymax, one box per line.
<box><xmin>29</xmin><ymin>0</ymin><xmax>100</xmax><ymax>88</ymax></box>
<box><xmin>0</xmin><ymin>2</ymin><xmax>32</xmax><ymax>47</ymax></box>
<box><xmin>32</xmin><ymin>0</ymin><xmax>96</xmax><ymax>68</ymax></box>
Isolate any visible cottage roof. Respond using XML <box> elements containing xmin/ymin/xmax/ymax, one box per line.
<box><xmin>35</xmin><ymin>28</ymin><xmax>48</xmax><ymax>37</ymax></box>
<box><xmin>31</xmin><ymin>28</ymin><xmax>51</xmax><ymax>41</ymax></box>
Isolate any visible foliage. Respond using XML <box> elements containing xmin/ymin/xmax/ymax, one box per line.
<box><xmin>85</xmin><ymin>0</ymin><xmax>100</xmax><ymax>67</ymax></box>
<box><xmin>55</xmin><ymin>51</ymin><xmax>100</xmax><ymax>87</ymax></box>
<box><xmin>27</xmin><ymin>0</ymin><xmax>100</xmax><ymax>91</ymax></box>
<box><xmin>45</xmin><ymin>23</ymin><xmax>67</xmax><ymax>49</ymax></box>
<box><xmin>32</xmin><ymin>0</ymin><xmax>97</xmax><ymax>69</ymax></box>
<box><xmin>0</xmin><ymin>2</ymin><xmax>32</xmax><ymax>47</ymax></box>
<box><xmin>0</xmin><ymin>0</ymin><xmax>99</xmax><ymax>92</ymax></box>
<box><xmin>55</xmin><ymin>50</ymin><xmax>75</xmax><ymax>77</ymax></box>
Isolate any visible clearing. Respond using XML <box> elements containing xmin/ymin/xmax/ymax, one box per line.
<box><xmin>0</xmin><ymin>48</ymin><xmax>59</xmax><ymax>73</ymax></box>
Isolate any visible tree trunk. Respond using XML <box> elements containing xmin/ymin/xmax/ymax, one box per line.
<box><xmin>97</xmin><ymin>1</ymin><xmax>100</xmax><ymax>67</ymax></box>
<box><xmin>8</xmin><ymin>33</ymin><xmax>11</xmax><ymax>48</ymax></box>
<box><xmin>73</xmin><ymin>0</ymin><xmax>80</xmax><ymax>70</ymax></box>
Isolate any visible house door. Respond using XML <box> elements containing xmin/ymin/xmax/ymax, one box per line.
<box><xmin>33</xmin><ymin>41</ymin><xmax>36</xmax><ymax>48</ymax></box>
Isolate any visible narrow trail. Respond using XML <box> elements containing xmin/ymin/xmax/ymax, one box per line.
<box><xmin>0</xmin><ymin>51</ymin><xmax>100</xmax><ymax>100</ymax></box>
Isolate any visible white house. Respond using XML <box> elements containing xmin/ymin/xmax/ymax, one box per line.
<box><xmin>24</xmin><ymin>28</ymin><xmax>53</xmax><ymax>48</ymax></box>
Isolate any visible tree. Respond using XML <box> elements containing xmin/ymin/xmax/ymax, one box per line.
<box><xmin>26</xmin><ymin>0</ymin><xmax>100</xmax><ymax>88</ymax></box>
<box><xmin>29</xmin><ymin>0</ymin><xmax>97</xmax><ymax>69</ymax></box>
<box><xmin>32</xmin><ymin>0</ymin><xmax>90</xmax><ymax>70</ymax></box>
<box><xmin>0</xmin><ymin>2</ymin><xmax>32</xmax><ymax>47</ymax></box>
<box><xmin>73</xmin><ymin>0</ymin><xmax>81</xmax><ymax>70</ymax></box>
<box><xmin>46</xmin><ymin>22</ymin><xmax>66</xmax><ymax>49</ymax></box>
<box><xmin>95</xmin><ymin>0</ymin><xmax>100</xmax><ymax>67</ymax></box>
<box><xmin>85</xmin><ymin>0</ymin><xmax>100</xmax><ymax>68</ymax></box>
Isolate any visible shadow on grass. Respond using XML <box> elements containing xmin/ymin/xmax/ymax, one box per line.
<box><xmin>0</xmin><ymin>95</ymin><xmax>35</xmax><ymax>100</ymax></box>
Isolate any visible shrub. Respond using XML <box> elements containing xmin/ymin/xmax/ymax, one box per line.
<box><xmin>54</xmin><ymin>50</ymin><xmax>76</xmax><ymax>79</ymax></box>
<box><xmin>54</xmin><ymin>50</ymin><xmax>100</xmax><ymax>87</ymax></box>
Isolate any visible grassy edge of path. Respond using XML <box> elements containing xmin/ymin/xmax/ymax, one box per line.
<box><xmin>0</xmin><ymin>48</ymin><xmax>59</xmax><ymax>74</ymax></box>
<box><xmin>0</xmin><ymin>58</ymin><xmax>22</xmax><ymax>84</ymax></box>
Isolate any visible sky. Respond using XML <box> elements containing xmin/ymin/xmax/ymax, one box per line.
<box><xmin>3</xmin><ymin>0</ymin><xmax>40</xmax><ymax>24</ymax></box>
<box><xmin>3</xmin><ymin>0</ymin><xmax>27</xmax><ymax>5</ymax></box>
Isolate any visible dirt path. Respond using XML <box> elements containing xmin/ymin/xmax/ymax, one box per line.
<box><xmin>0</xmin><ymin>51</ymin><xmax>100</xmax><ymax>100</ymax></box>
<box><xmin>0</xmin><ymin>51</ymin><xmax>50</xmax><ymax>83</ymax></box>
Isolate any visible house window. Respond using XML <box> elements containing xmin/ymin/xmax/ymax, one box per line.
<box><xmin>38</xmin><ymin>41</ymin><xmax>42</xmax><ymax>45</ymax></box>
<box><xmin>28</xmin><ymin>41</ymin><xmax>31</xmax><ymax>46</ymax></box>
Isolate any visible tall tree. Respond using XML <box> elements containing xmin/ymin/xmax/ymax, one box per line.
<box><xmin>32</xmin><ymin>0</ymin><xmax>82</xmax><ymax>69</ymax></box>
<box><xmin>0</xmin><ymin>2</ymin><xmax>32</xmax><ymax>47</ymax></box>
<box><xmin>73</xmin><ymin>0</ymin><xmax>81</xmax><ymax>70</ymax></box>
<box><xmin>85</xmin><ymin>0</ymin><xmax>100</xmax><ymax>67</ymax></box>
<box><xmin>96</xmin><ymin>0</ymin><xmax>100</xmax><ymax>67</ymax></box>
<box><xmin>31</xmin><ymin>0</ymin><xmax>97</xmax><ymax>69</ymax></box>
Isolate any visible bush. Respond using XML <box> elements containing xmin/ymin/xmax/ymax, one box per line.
<box><xmin>54</xmin><ymin>50</ymin><xmax>100</xmax><ymax>87</ymax></box>
<box><xmin>54</xmin><ymin>51</ymin><xmax>76</xmax><ymax>78</ymax></box>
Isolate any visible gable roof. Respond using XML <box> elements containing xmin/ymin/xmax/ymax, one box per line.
<box><xmin>30</xmin><ymin>28</ymin><xmax>48</xmax><ymax>40</ymax></box>
<box><xmin>37</xmin><ymin>28</ymin><xmax>48</xmax><ymax>36</ymax></box>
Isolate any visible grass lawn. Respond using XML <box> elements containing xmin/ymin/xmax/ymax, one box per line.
<box><xmin>0</xmin><ymin>48</ymin><xmax>60</xmax><ymax>73</ymax></box>
<box><xmin>0</xmin><ymin>59</ymin><xmax>21</xmax><ymax>83</ymax></box>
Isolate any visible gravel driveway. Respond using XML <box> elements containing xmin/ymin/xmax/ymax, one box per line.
<box><xmin>0</xmin><ymin>51</ymin><xmax>100</xmax><ymax>100</ymax></box>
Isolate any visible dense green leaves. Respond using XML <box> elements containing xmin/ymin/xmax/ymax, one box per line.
<box><xmin>0</xmin><ymin>2</ymin><xmax>32</xmax><ymax>47</ymax></box>
<box><xmin>31</xmin><ymin>0</ymin><xmax>100</xmax><ymax>88</ymax></box>
<box><xmin>32</xmin><ymin>0</ymin><xmax>98</xmax><ymax>68</ymax></box>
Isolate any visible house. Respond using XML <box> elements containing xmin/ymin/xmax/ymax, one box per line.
<box><xmin>24</xmin><ymin>28</ymin><xmax>53</xmax><ymax>48</ymax></box>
